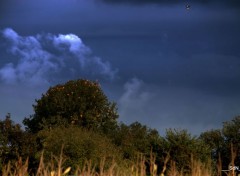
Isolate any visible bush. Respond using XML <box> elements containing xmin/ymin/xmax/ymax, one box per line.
<box><xmin>38</xmin><ymin>126</ymin><xmax>123</xmax><ymax>171</ymax></box>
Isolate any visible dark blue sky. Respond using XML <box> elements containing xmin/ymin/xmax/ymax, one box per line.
<box><xmin>0</xmin><ymin>0</ymin><xmax>240</xmax><ymax>135</ymax></box>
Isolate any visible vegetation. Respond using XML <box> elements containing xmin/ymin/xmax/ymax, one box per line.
<box><xmin>1</xmin><ymin>153</ymin><xmax>213</xmax><ymax>176</ymax></box>
<box><xmin>38</xmin><ymin>126</ymin><xmax>123</xmax><ymax>171</ymax></box>
<box><xmin>23</xmin><ymin>79</ymin><xmax>118</xmax><ymax>133</ymax></box>
<box><xmin>1</xmin><ymin>79</ymin><xmax>240</xmax><ymax>175</ymax></box>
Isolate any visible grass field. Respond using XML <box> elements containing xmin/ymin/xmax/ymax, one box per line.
<box><xmin>1</xmin><ymin>153</ymin><xmax>214</xmax><ymax>176</ymax></box>
<box><xmin>2</xmin><ymin>144</ymin><xmax>238</xmax><ymax>176</ymax></box>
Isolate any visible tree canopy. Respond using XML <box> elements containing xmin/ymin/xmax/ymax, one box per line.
<box><xmin>163</xmin><ymin>129</ymin><xmax>211</xmax><ymax>174</ymax></box>
<box><xmin>0</xmin><ymin>114</ymin><xmax>37</xmax><ymax>170</ymax></box>
<box><xmin>23</xmin><ymin>79</ymin><xmax>118</xmax><ymax>133</ymax></box>
<box><xmin>1</xmin><ymin>78</ymin><xmax>240</xmax><ymax>175</ymax></box>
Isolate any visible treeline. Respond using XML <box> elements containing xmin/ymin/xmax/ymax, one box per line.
<box><xmin>0</xmin><ymin>79</ymin><xmax>239</xmax><ymax>175</ymax></box>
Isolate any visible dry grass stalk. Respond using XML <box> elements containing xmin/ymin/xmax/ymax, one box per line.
<box><xmin>36</xmin><ymin>152</ymin><xmax>45</xmax><ymax>176</ymax></box>
<box><xmin>160</xmin><ymin>152</ymin><xmax>170</xmax><ymax>176</ymax></box>
<box><xmin>139</xmin><ymin>154</ymin><xmax>146</xmax><ymax>176</ymax></box>
<box><xmin>166</xmin><ymin>160</ymin><xmax>179</xmax><ymax>176</ymax></box>
<box><xmin>149</xmin><ymin>149</ymin><xmax>157</xmax><ymax>176</ymax></box>
<box><xmin>228</xmin><ymin>143</ymin><xmax>237</xmax><ymax>176</ymax></box>
<box><xmin>1</xmin><ymin>151</ymin><xmax>217</xmax><ymax>176</ymax></box>
<box><xmin>2</xmin><ymin>157</ymin><xmax>29</xmax><ymax>176</ymax></box>
<box><xmin>165</xmin><ymin>154</ymin><xmax>212</xmax><ymax>176</ymax></box>
<box><xmin>191</xmin><ymin>158</ymin><xmax>212</xmax><ymax>176</ymax></box>
<box><xmin>217</xmin><ymin>153</ymin><xmax>222</xmax><ymax>176</ymax></box>
<box><xmin>130</xmin><ymin>154</ymin><xmax>146</xmax><ymax>176</ymax></box>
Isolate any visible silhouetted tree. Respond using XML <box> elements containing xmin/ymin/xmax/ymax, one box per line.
<box><xmin>23</xmin><ymin>79</ymin><xmax>118</xmax><ymax>133</ymax></box>
<box><xmin>0</xmin><ymin>114</ymin><xmax>37</xmax><ymax>171</ymax></box>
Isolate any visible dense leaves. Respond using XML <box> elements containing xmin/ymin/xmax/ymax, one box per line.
<box><xmin>1</xmin><ymin>79</ymin><xmax>240</xmax><ymax>175</ymax></box>
<box><xmin>0</xmin><ymin>114</ymin><xmax>37</xmax><ymax>170</ymax></box>
<box><xmin>163</xmin><ymin>129</ymin><xmax>211</xmax><ymax>174</ymax></box>
<box><xmin>38</xmin><ymin>126</ymin><xmax>123</xmax><ymax>170</ymax></box>
<box><xmin>111</xmin><ymin>122</ymin><xmax>162</xmax><ymax>160</ymax></box>
<box><xmin>199</xmin><ymin>116</ymin><xmax>240</xmax><ymax>171</ymax></box>
<box><xmin>222</xmin><ymin>116</ymin><xmax>240</xmax><ymax>168</ymax></box>
<box><xmin>23</xmin><ymin>79</ymin><xmax>118</xmax><ymax>133</ymax></box>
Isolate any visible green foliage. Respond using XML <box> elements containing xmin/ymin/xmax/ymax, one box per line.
<box><xmin>200</xmin><ymin>117</ymin><xmax>240</xmax><ymax>170</ymax></box>
<box><xmin>199</xmin><ymin>129</ymin><xmax>225</xmax><ymax>174</ymax></box>
<box><xmin>223</xmin><ymin>116</ymin><xmax>240</xmax><ymax>146</ymax></box>
<box><xmin>110</xmin><ymin>122</ymin><xmax>162</xmax><ymax>161</ymax></box>
<box><xmin>23</xmin><ymin>79</ymin><xmax>118</xmax><ymax>133</ymax></box>
<box><xmin>200</xmin><ymin>129</ymin><xmax>224</xmax><ymax>150</ymax></box>
<box><xmin>0</xmin><ymin>114</ymin><xmax>37</xmax><ymax>171</ymax></box>
<box><xmin>38</xmin><ymin>126</ymin><xmax>123</xmax><ymax>170</ymax></box>
<box><xmin>2</xmin><ymin>78</ymin><xmax>240</xmax><ymax>175</ymax></box>
<box><xmin>0</xmin><ymin>114</ymin><xmax>22</xmax><ymax>165</ymax></box>
<box><xmin>163</xmin><ymin>128</ymin><xmax>211</xmax><ymax>174</ymax></box>
<box><xmin>199</xmin><ymin>129</ymin><xmax>225</xmax><ymax>161</ymax></box>
<box><xmin>222</xmin><ymin>116</ymin><xmax>240</xmax><ymax>167</ymax></box>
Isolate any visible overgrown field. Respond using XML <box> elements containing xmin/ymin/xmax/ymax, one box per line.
<box><xmin>1</xmin><ymin>79</ymin><xmax>240</xmax><ymax>176</ymax></box>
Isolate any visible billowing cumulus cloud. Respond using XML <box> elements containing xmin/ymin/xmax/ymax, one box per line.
<box><xmin>0</xmin><ymin>28</ymin><xmax>117</xmax><ymax>86</ymax></box>
<box><xmin>53</xmin><ymin>34</ymin><xmax>90</xmax><ymax>55</ymax></box>
<box><xmin>0</xmin><ymin>28</ymin><xmax>57</xmax><ymax>85</ymax></box>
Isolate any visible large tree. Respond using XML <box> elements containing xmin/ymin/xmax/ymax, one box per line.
<box><xmin>0</xmin><ymin>114</ymin><xmax>37</xmax><ymax>171</ymax></box>
<box><xmin>23</xmin><ymin>79</ymin><xmax>118</xmax><ymax>133</ymax></box>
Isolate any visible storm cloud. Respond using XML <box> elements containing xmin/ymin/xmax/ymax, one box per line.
<box><xmin>0</xmin><ymin>0</ymin><xmax>240</xmax><ymax>135</ymax></box>
<box><xmin>100</xmin><ymin>0</ymin><xmax>240</xmax><ymax>7</ymax></box>
<box><xmin>0</xmin><ymin>28</ymin><xmax>117</xmax><ymax>86</ymax></box>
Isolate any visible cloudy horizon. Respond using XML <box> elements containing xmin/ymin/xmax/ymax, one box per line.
<box><xmin>1</xmin><ymin>0</ymin><xmax>240</xmax><ymax>135</ymax></box>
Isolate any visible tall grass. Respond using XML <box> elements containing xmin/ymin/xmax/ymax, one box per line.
<box><xmin>1</xmin><ymin>152</ymin><xmax>214</xmax><ymax>176</ymax></box>
<box><xmin>4</xmin><ymin>144</ymin><xmax>240</xmax><ymax>176</ymax></box>
<box><xmin>220</xmin><ymin>143</ymin><xmax>238</xmax><ymax>176</ymax></box>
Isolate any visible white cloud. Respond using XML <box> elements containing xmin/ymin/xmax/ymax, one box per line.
<box><xmin>1</xmin><ymin>29</ymin><xmax>57</xmax><ymax>85</ymax></box>
<box><xmin>92</xmin><ymin>56</ymin><xmax>117</xmax><ymax>80</ymax></box>
<box><xmin>2</xmin><ymin>28</ymin><xmax>19</xmax><ymax>43</ymax></box>
<box><xmin>119</xmin><ymin>78</ymin><xmax>154</xmax><ymax>121</ymax></box>
<box><xmin>53</xmin><ymin>34</ymin><xmax>89</xmax><ymax>54</ymax></box>
<box><xmin>0</xmin><ymin>28</ymin><xmax>117</xmax><ymax>86</ymax></box>
<box><xmin>0</xmin><ymin>63</ymin><xmax>16</xmax><ymax>83</ymax></box>
<box><xmin>120</xmin><ymin>78</ymin><xmax>145</xmax><ymax>100</ymax></box>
